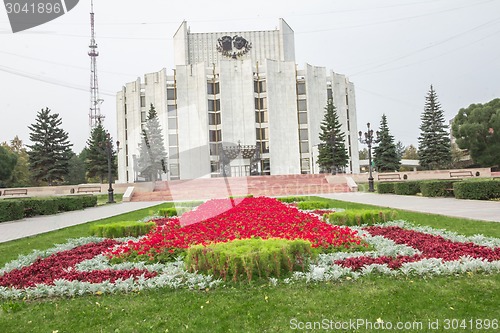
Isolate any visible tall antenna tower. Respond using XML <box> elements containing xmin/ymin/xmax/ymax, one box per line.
<box><xmin>88</xmin><ymin>0</ymin><xmax>104</xmax><ymax>128</ymax></box>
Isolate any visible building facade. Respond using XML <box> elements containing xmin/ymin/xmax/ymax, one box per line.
<box><xmin>116</xmin><ymin>19</ymin><xmax>360</xmax><ymax>183</ymax></box>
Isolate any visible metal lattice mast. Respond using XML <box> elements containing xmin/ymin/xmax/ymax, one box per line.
<box><xmin>88</xmin><ymin>0</ymin><xmax>104</xmax><ymax>128</ymax></box>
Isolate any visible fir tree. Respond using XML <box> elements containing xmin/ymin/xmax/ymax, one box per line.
<box><xmin>373</xmin><ymin>114</ymin><xmax>401</xmax><ymax>172</ymax></box>
<box><xmin>86</xmin><ymin>121</ymin><xmax>116</xmax><ymax>183</ymax></box>
<box><xmin>137</xmin><ymin>104</ymin><xmax>168</xmax><ymax>181</ymax></box>
<box><xmin>67</xmin><ymin>150</ymin><xmax>88</xmax><ymax>185</ymax></box>
<box><xmin>27</xmin><ymin>108</ymin><xmax>73</xmax><ymax>185</ymax></box>
<box><xmin>418</xmin><ymin>85</ymin><xmax>452</xmax><ymax>169</ymax></box>
<box><xmin>317</xmin><ymin>100</ymin><xmax>349</xmax><ymax>173</ymax></box>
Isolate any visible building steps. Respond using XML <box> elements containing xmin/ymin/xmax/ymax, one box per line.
<box><xmin>131</xmin><ymin>174</ymin><xmax>351</xmax><ymax>201</ymax></box>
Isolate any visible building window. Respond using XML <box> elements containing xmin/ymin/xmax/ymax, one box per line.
<box><xmin>141</xmin><ymin>111</ymin><xmax>147</xmax><ymax>123</ymax></box>
<box><xmin>168</xmin><ymin>118</ymin><xmax>177</xmax><ymax>130</ymax></box>
<box><xmin>298</xmin><ymin>112</ymin><xmax>308</xmax><ymax>124</ymax></box>
<box><xmin>170</xmin><ymin>164</ymin><xmax>179</xmax><ymax>177</ymax></box>
<box><xmin>261</xmin><ymin>159</ymin><xmax>270</xmax><ymax>175</ymax></box>
<box><xmin>168</xmin><ymin>134</ymin><xmax>178</xmax><ymax>146</ymax></box>
<box><xmin>254</xmin><ymin>80</ymin><xmax>266</xmax><ymax>93</ymax></box>
<box><xmin>140</xmin><ymin>95</ymin><xmax>146</xmax><ymax>107</ymax></box>
<box><xmin>297</xmin><ymin>82</ymin><xmax>306</xmax><ymax>95</ymax></box>
<box><xmin>167</xmin><ymin>105</ymin><xmax>177</xmax><ymax>117</ymax></box>
<box><xmin>299</xmin><ymin>129</ymin><xmax>309</xmax><ymax>141</ymax></box>
<box><xmin>301</xmin><ymin>158</ymin><xmax>310</xmax><ymax>171</ymax></box>
<box><xmin>255</xmin><ymin>97</ymin><xmax>267</xmax><ymax>110</ymax></box>
<box><xmin>169</xmin><ymin>147</ymin><xmax>179</xmax><ymax>159</ymax></box>
<box><xmin>208</xmin><ymin>99</ymin><xmax>221</xmax><ymax>112</ymax></box>
<box><xmin>209</xmin><ymin>129</ymin><xmax>222</xmax><ymax>142</ymax></box>
<box><xmin>300</xmin><ymin>142</ymin><xmax>309</xmax><ymax>153</ymax></box>
<box><xmin>167</xmin><ymin>88</ymin><xmax>176</xmax><ymax>100</ymax></box>
<box><xmin>258</xmin><ymin>141</ymin><xmax>270</xmax><ymax>153</ymax></box>
<box><xmin>210</xmin><ymin>143</ymin><xmax>219</xmax><ymax>156</ymax></box>
<box><xmin>327</xmin><ymin>88</ymin><xmax>333</xmax><ymax>102</ymax></box>
<box><xmin>256</xmin><ymin>128</ymin><xmax>269</xmax><ymax>140</ymax></box>
<box><xmin>298</xmin><ymin>100</ymin><xmax>307</xmax><ymax>111</ymax></box>
<box><xmin>207</xmin><ymin>82</ymin><xmax>220</xmax><ymax>95</ymax></box>
<box><xmin>255</xmin><ymin>111</ymin><xmax>268</xmax><ymax>123</ymax></box>
<box><xmin>209</xmin><ymin>113</ymin><xmax>221</xmax><ymax>125</ymax></box>
<box><xmin>210</xmin><ymin>161</ymin><xmax>220</xmax><ymax>173</ymax></box>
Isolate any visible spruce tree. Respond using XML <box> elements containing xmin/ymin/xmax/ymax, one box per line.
<box><xmin>418</xmin><ymin>85</ymin><xmax>452</xmax><ymax>170</ymax></box>
<box><xmin>137</xmin><ymin>104</ymin><xmax>168</xmax><ymax>181</ymax></box>
<box><xmin>373</xmin><ymin>114</ymin><xmax>401</xmax><ymax>172</ymax></box>
<box><xmin>86</xmin><ymin>121</ymin><xmax>116</xmax><ymax>183</ymax></box>
<box><xmin>27</xmin><ymin>108</ymin><xmax>73</xmax><ymax>185</ymax></box>
<box><xmin>317</xmin><ymin>100</ymin><xmax>349</xmax><ymax>173</ymax></box>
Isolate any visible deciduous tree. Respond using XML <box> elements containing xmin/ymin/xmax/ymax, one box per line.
<box><xmin>451</xmin><ymin>98</ymin><xmax>500</xmax><ymax>167</ymax></box>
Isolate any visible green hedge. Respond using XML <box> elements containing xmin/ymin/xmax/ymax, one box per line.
<box><xmin>56</xmin><ymin>196</ymin><xmax>85</xmax><ymax>212</ymax></box>
<box><xmin>327</xmin><ymin>209</ymin><xmax>398</xmax><ymax>226</ymax></box>
<box><xmin>296</xmin><ymin>201</ymin><xmax>331</xmax><ymax>210</ymax></box>
<box><xmin>377</xmin><ymin>182</ymin><xmax>396</xmax><ymax>194</ymax></box>
<box><xmin>420</xmin><ymin>180</ymin><xmax>458</xmax><ymax>197</ymax></box>
<box><xmin>22</xmin><ymin>198</ymin><xmax>59</xmax><ymax>217</ymax></box>
<box><xmin>158</xmin><ymin>207</ymin><xmax>192</xmax><ymax>217</ymax></box>
<box><xmin>0</xmin><ymin>195</ymin><xmax>97</xmax><ymax>223</ymax></box>
<box><xmin>0</xmin><ymin>201</ymin><xmax>24</xmax><ymax>222</ymax></box>
<box><xmin>453</xmin><ymin>179</ymin><xmax>500</xmax><ymax>200</ymax></box>
<box><xmin>276</xmin><ymin>196</ymin><xmax>308</xmax><ymax>203</ymax></box>
<box><xmin>185</xmin><ymin>238</ymin><xmax>315</xmax><ymax>282</ymax></box>
<box><xmin>394</xmin><ymin>181</ymin><xmax>421</xmax><ymax>196</ymax></box>
<box><xmin>90</xmin><ymin>221</ymin><xmax>156</xmax><ymax>238</ymax></box>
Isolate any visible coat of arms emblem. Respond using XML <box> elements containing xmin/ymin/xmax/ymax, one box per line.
<box><xmin>216</xmin><ymin>35</ymin><xmax>252</xmax><ymax>59</ymax></box>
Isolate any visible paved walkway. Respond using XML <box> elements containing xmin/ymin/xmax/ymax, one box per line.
<box><xmin>0</xmin><ymin>201</ymin><xmax>165</xmax><ymax>243</ymax></box>
<box><xmin>319</xmin><ymin>192</ymin><xmax>500</xmax><ymax>223</ymax></box>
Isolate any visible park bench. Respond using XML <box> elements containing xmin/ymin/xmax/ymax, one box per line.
<box><xmin>76</xmin><ymin>186</ymin><xmax>102</xmax><ymax>194</ymax></box>
<box><xmin>449</xmin><ymin>170</ymin><xmax>473</xmax><ymax>178</ymax></box>
<box><xmin>377</xmin><ymin>173</ymin><xmax>401</xmax><ymax>181</ymax></box>
<box><xmin>2</xmin><ymin>188</ymin><xmax>28</xmax><ymax>196</ymax></box>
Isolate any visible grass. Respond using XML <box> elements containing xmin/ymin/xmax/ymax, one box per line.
<box><xmin>96</xmin><ymin>193</ymin><xmax>124</xmax><ymax>206</ymax></box>
<box><xmin>0</xmin><ymin>197</ymin><xmax>499</xmax><ymax>332</ymax></box>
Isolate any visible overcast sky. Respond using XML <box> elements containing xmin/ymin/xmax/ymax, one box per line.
<box><xmin>1</xmin><ymin>0</ymin><xmax>499</xmax><ymax>153</ymax></box>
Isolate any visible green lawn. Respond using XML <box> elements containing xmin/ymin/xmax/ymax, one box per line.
<box><xmin>1</xmin><ymin>197</ymin><xmax>499</xmax><ymax>333</ymax></box>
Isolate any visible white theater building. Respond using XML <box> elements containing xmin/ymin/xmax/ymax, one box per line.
<box><xmin>116</xmin><ymin>19</ymin><xmax>360</xmax><ymax>183</ymax></box>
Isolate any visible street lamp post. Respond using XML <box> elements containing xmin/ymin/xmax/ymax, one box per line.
<box><xmin>359</xmin><ymin>123</ymin><xmax>375</xmax><ymax>192</ymax></box>
<box><xmin>101</xmin><ymin>134</ymin><xmax>120</xmax><ymax>204</ymax></box>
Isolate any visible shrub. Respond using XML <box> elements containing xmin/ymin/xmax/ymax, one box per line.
<box><xmin>90</xmin><ymin>221</ymin><xmax>156</xmax><ymax>238</ymax></box>
<box><xmin>327</xmin><ymin>209</ymin><xmax>398</xmax><ymax>226</ymax></box>
<box><xmin>184</xmin><ymin>238</ymin><xmax>315</xmax><ymax>282</ymax></box>
<box><xmin>394</xmin><ymin>181</ymin><xmax>421</xmax><ymax>195</ymax></box>
<box><xmin>22</xmin><ymin>198</ymin><xmax>59</xmax><ymax>217</ymax></box>
<box><xmin>296</xmin><ymin>201</ymin><xmax>331</xmax><ymax>210</ymax></box>
<box><xmin>78</xmin><ymin>195</ymin><xmax>98</xmax><ymax>208</ymax></box>
<box><xmin>420</xmin><ymin>180</ymin><xmax>458</xmax><ymax>197</ymax></box>
<box><xmin>453</xmin><ymin>179</ymin><xmax>500</xmax><ymax>200</ymax></box>
<box><xmin>377</xmin><ymin>182</ymin><xmax>396</xmax><ymax>194</ymax></box>
<box><xmin>0</xmin><ymin>200</ymin><xmax>24</xmax><ymax>222</ymax></box>
<box><xmin>158</xmin><ymin>207</ymin><xmax>192</xmax><ymax>217</ymax></box>
<box><xmin>56</xmin><ymin>196</ymin><xmax>84</xmax><ymax>212</ymax></box>
<box><xmin>276</xmin><ymin>196</ymin><xmax>308</xmax><ymax>203</ymax></box>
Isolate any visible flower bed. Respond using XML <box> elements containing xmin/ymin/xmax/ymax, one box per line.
<box><xmin>0</xmin><ymin>239</ymin><xmax>157</xmax><ymax>289</ymax></box>
<box><xmin>0</xmin><ymin>197</ymin><xmax>499</xmax><ymax>299</ymax></box>
<box><xmin>109</xmin><ymin>197</ymin><xmax>365</xmax><ymax>262</ymax></box>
